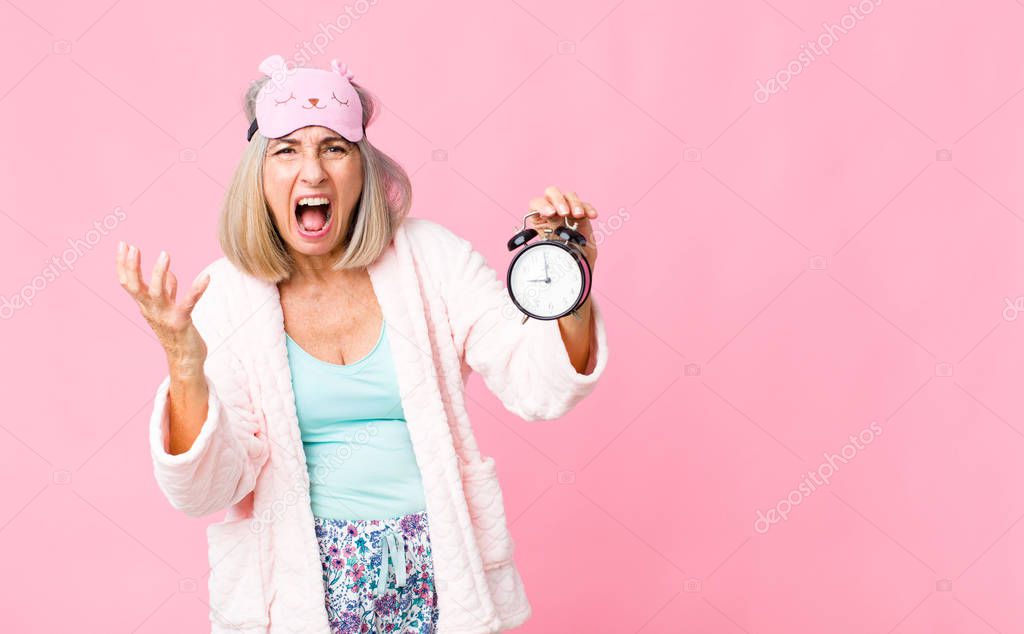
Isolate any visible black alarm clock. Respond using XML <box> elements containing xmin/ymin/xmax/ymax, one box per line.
<box><xmin>506</xmin><ymin>211</ymin><xmax>592</xmax><ymax>323</ymax></box>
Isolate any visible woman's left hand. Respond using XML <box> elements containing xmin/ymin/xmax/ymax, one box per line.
<box><xmin>528</xmin><ymin>185</ymin><xmax>599</xmax><ymax>272</ymax></box>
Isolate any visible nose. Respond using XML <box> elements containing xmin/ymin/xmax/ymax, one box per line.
<box><xmin>308</xmin><ymin>97</ymin><xmax>319</xmax><ymax>106</ymax></box>
<box><xmin>299</xmin><ymin>152</ymin><xmax>327</xmax><ymax>185</ymax></box>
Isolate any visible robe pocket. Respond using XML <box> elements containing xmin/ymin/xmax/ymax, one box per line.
<box><xmin>459</xmin><ymin>456</ymin><xmax>516</xmax><ymax>569</ymax></box>
<box><xmin>206</xmin><ymin>518</ymin><xmax>269</xmax><ymax>629</ymax></box>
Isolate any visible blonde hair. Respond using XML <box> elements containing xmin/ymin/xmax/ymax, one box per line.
<box><xmin>218</xmin><ymin>74</ymin><xmax>412</xmax><ymax>282</ymax></box>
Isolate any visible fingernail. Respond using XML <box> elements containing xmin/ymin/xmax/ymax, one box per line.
<box><xmin>158</xmin><ymin>250</ymin><xmax>167</xmax><ymax>263</ymax></box>
<box><xmin>117</xmin><ymin>241</ymin><xmax>125</xmax><ymax>253</ymax></box>
<box><xmin>545</xmin><ymin>206</ymin><xmax>556</xmax><ymax>215</ymax></box>
<box><xmin>573</xmin><ymin>206</ymin><xmax>583</xmax><ymax>216</ymax></box>
<box><xmin>559</xmin><ymin>204</ymin><xmax>568</xmax><ymax>214</ymax></box>
<box><xmin>127</xmin><ymin>245</ymin><xmax>136</xmax><ymax>256</ymax></box>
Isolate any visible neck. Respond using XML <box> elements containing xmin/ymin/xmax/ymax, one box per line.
<box><xmin>285</xmin><ymin>244</ymin><xmax>353</xmax><ymax>288</ymax></box>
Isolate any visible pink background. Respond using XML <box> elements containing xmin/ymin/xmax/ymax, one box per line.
<box><xmin>2</xmin><ymin>0</ymin><xmax>1023</xmax><ymax>632</ymax></box>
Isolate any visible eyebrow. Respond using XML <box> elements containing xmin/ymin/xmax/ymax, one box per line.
<box><xmin>271</xmin><ymin>136</ymin><xmax>351</xmax><ymax>147</ymax></box>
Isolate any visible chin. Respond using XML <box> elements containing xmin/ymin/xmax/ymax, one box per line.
<box><xmin>290</xmin><ymin>233</ymin><xmax>342</xmax><ymax>255</ymax></box>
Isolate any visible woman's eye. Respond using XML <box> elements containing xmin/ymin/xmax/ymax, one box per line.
<box><xmin>327</xmin><ymin>146</ymin><xmax>346</xmax><ymax>153</ymax></box>
<box><xmin>275</xmin><ymin>148</ymin><xmax>295</xmax><ymax>155</ymax></box>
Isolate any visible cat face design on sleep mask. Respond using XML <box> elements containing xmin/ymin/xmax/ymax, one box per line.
<box><xmin>247</xmin><ymin>54</ymin><xmax>364</xmax><ymax>143</ymax></box>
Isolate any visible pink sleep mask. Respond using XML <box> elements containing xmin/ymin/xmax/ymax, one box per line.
<box><xmin>246</xmin><ymin>54</ymin><xmax>364</xmax><ymax>143</ymax></box>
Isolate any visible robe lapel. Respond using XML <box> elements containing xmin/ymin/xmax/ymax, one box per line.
<box><xmin>368</xmin><ymin>222</ymin><xmax>501</xmax><ymax>631</ymax></box>
<box><xmin>247</xmin><ymin>269</ymin><xmax>333</xmax><ymax>630</ymax></box>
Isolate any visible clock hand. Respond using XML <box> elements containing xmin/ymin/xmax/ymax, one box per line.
<box><xmin>543</xmin><ymin>252</ymin><xmax>550</xmax><ymax>282</ymax></box>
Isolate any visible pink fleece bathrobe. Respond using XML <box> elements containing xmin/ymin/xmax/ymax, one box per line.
<box><xmin>147</xmin><ymin>217</ymin><xmax>610</xmax><ymax>633</ymax></box>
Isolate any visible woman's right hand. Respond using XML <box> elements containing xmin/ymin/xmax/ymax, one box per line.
<box><xmin>116</xmin><ymin>241</ymin><xmax>212</xmax><ymax>375</ymax></box>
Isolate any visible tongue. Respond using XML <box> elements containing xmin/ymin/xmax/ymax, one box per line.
<box><xmin>298</xmin><ymin>205</ymin><xmax>328</xmax><ymax>232</ymax></box>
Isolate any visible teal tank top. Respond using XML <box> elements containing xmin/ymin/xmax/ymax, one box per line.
<box><xmin>285</xmin><ymin>320</ymin><xmax>427</xmax><ymax>521</ymax></box>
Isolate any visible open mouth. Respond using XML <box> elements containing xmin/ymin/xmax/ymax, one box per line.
<box><xmin>294</xmin><ymin>196</ymin><xmax>333</xmax><ymax>237</ymax></box>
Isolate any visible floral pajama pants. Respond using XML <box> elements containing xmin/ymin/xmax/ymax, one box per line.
<box><xmin>313</xmin><ymin>510</ymin><xmax>440</xmax><ymax>634</ymax></box>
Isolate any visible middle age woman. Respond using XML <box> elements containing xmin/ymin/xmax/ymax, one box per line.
<box><xmin>117</xmin><ymin>54</ymin><xmax>609</xmax><ymax>633</ymax></box>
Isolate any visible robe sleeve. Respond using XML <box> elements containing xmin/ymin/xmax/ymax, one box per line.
<box><xmin>440</xmin><ymin>226</ymin><xmax>609</xmax><ymax>421</ymax></box>
<box><xmin>147</xmin><ymin>261</ymin><xmax>271</xmax><ymax>517</ymax></box>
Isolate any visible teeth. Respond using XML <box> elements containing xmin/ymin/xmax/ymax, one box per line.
<box><xmin>297</xmin><ymin>197</ymin><xmax>330</xmax><ymax>206</ymax></box>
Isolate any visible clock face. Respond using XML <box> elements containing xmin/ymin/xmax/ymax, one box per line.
<box><xmin>508</xmin><ymin>242</ymin><xmax>583</xmax><ymax>319</ymax></box>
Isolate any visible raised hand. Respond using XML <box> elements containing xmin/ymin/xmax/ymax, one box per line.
<box><xmin>527</xmin><ymin>185</ymin><xmax>599</xmax><ymax>272</ymax></box>
<box><xmin>115</xmin><ymin>241</ymin><xmax>212</xmax><ymax>374</ymax></box>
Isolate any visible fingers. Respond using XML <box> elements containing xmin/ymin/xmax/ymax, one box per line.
<box><xmin>117</xmin><ymin>241</ymin><xmax>205</xmax><ymax>317</ymax></box>
<box><xmin>564</xmin><ymin>191</ymin><xmax>586</xmax><ymax>219</ymax></box>
<box><xmin>529</xmin><ymin>197</ymin><xmax>558</xmax><ymax>220</ymax></box>
<box><xmin>116</xmin><ymin>241</ymin><xmax>127</xmax><ymax>286</ymax></box>
<box><xmin>149</xmin><ymin>250</ymin><xmax>169</xmax><ymax>300</ymax></box>
<box><xmin>165</xmin><ymin>270</ymin><xmax>178</xmax><ymax>303</ymax></box>
<box><xmin>540</xmin><ymin>186</ymin><xmax>598</xmax><ymax>219</ymax></box>
<box><xmin>544</xmin><ymin>185</ymin><xmax>570</xmax><ymax>217</ymax></box>
<box><xmin>122</xmin><ymin>244</ymin><xmax>149</xmax><ymax>297</ymax></box>
<box><xmin>532</xmin><ymin>186</ymin><xmax>599</xmax><ymax>233</ymax></box>
<box><xmin>181</xmin><ymin>272</ymin><xmax>211</xmax><ymax>316</ymax></box>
